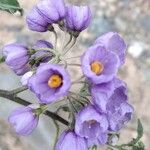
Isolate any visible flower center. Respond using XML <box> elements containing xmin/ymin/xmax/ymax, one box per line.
<box><xmin>86</xmin><ymin>120</ymin><xmax>97</xmax><ymax>129</ymax></box>
<box><xmin>91</xmin><ymin>61</ymin><xmax>104</xmax><ymax>75</ymax></box>
<box><xmin>48</xmin><ymin>74</ymin><xmax>62</xmax><ymax>88</ymax></box>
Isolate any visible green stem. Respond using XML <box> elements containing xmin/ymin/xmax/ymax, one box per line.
<box><xmin>69</xmin><ymin>95</ymin><xmax>85</xmax><ymax>106</ymax></box>
<box><xmin>67</xmin><ymin>97</ymin><xmax>75</xmax><ymax>129</ymax></box>
<box><xmin>0</xmin><ymin>89</ymin><xmax>69</xmax><ymax>126</ymax></box>
<box><xmin>69</xmin><ymin>91</ymin><xmax>90</xmax><ymax>103</ymax></box>
<box><xmin>10</xmin><ymin>86</ymin><xmax>28</xmax><ymax>94</ymax></box>
<box><xmin>68</xmin><ymin>97</ymin><xmax>78</xmax><ymax>113</ymax></box>
<box><xmin>53</xmin><ymin>119</ymin><xmax>60</xmax><ymax>149</ymax></box>
<box><xmin>34</xmin><ymin>47</ymin><xmax>58</xmax><ymax>54</ymax></box>
<box><xmin>107</xmin><ymin>145</ymin><xmax>127</xmax><ymax>150</ymax></box>
<box><xmin>63</xmin><ymin>37</ymin><xmax>77</xmax><ymax>55</ymax></box>
<box><xmin>63</xmin><ymin>34</ymin><xmax>73</xmax><ymax>49</ymax></box>
<box><xmin>53</xmin><ymin>30</ymin><xmax>58</xmax><ymax>50</ymax></box>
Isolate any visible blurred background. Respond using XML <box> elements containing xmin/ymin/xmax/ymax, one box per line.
<box><xmin>0</xmin><ymin>0</ymin><xmax>150</xmax><ymax>149</ymax></box>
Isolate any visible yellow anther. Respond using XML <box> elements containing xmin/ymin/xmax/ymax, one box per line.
<box><xmin>48</xmin><ymin>75</ymin><xmax>62</xmax><ymax>88</ymax></box>
<box><xmin>91</xmin><ymin>61</ymin><xmax>104</xmax><ymax>75</ymax></box>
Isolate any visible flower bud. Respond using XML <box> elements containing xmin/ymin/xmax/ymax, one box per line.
<box><xmin>66</xmin><ymin>5</ymin><xmax>92</xmax><ymax>36</ymax></box>
<box><xmin>8</xmin><ymin>105</ymin><xmax>39</xmax><ymax>135</ymax></box>
<box><xmin>33</xmin><ymin>40</ymin><xmax>53</xmax><ymax>49</ymax></box>
<box><xmin>31</xmin><ymin>40</ymin><xmax>54</xmax><ymax>66</ymax></box>
<box><xmin>36</xmin><ymin>0</ymin><xmax>66</xmax><ymax>24</ymax></box>
<box><xmin>3</xmin><ymin>43</ymin><xmax>30</xmax><ymax>75</ymax></box>
<box><xmin>26</xmin><ymin>6</ymin><xmax>52</xmax><ymax>32</ymax></box>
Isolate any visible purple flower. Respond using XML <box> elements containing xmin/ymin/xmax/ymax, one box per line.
<box><xmin>81</xmin><ymin>44</ymin><xmax>119</xmax><ymax>84</ymax></box>
<box><xmin>66</xmin><ymin>5</ymin><xmax>92</xmax><ymax>34</ymax></box>
<box><xmin>91</xmin><ymin>79</ymin><xmax>115</xmax><ymax>113</ymax></box>
<box><xmin>91</xmin><ymin>78</ymin><xmax>126</xmax><ymax>112</ymax></box>
<box><xmin>26</xmin><ymin>6</ymin><xmax>50</xmax><ymax>32</ymax></box>
<box><xmin>55</xmin><ymin>131</ymin><xmax>88</xmax><ymax>150</ymax></box>
<box><xmin>36</xmin><ymin>0</ymin><xmax>66</xmax><ymax>24</ymax></box>
<box><xmin>8</xmin><ymin>105</ymin><xmax>39</xmax><ymax>136</ymax></box>
<box><xmin>95</xmin><ymin>32</ymin><xmax>127</xmax><ymax>66</ymax></box>
<box><xmin>91</xmin><ymin>78</ymin><xmax>133</xmax><ymax>131</ymax></box>
<box><xmin>28</xmin><ymin>64</ymin><xmax>71</xmax><ymax>104</ymax></box>
<box><xmin>75</xmin><ymin>105</ymin><xmax>108</xmax><ymax>146</ymax></box>
<box><xmin>107</xmin><ymin>102</ymin><xmax>133</xmax><ymax>131</ymax></box>
<box><xmin>105</xmin><ymin>79</ymin><xmax>134</xmax><ymax>131</ymax></box>
<box><xmin>3</xmin><ymin>43</ymin><xmax>30</xmax><ymax>75</ymax></box>
<box><xmin>87</xmin><ymin>132</ymin><xmax>108</xmax><ymax>148</ymax></box>
<box><xmin>31</xmin><ymin>40</ymin><xmax>54</xmax><ymax>66</ymax></box>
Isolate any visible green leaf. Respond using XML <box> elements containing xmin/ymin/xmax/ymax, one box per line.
<box><xmin>0</xmin><ymin>0</ymin><xmax>23</xmax><ymax>15</ymax></box>
<box><xmin>79</xmin><ymin>82</ymin><xmax>90</xmax><ymax>97</ymax></box>
<box><xmin>107</xmin><ymin>119</ymin><xmax>145</xmax><ymax>150</ymax></box>
<box><xmin>132</xmin><ymin>141</ymin><xmax>145</xmax><ymax>150</ymax></box>
<box><xmin>128</xmin><ymin>119</ymin><xmax>143</xmax><ymax>146</ymax></box>
<box><xmin>137</xmin><ymin>119</ymin><xmax>143</xmax><ymax>139</ymax></box>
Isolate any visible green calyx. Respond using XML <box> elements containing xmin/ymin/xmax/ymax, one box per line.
<box><xmin>68</xmin><ymin>30</ymin><xmax>80</xmax><ymax>38</ymax></box>
<box><xmin>48</xmin><ymin>24</ymin><xmax>54</xmax><ymax>31</ymax></box>
<box><xmin>33</xmin><ymin>105</ymin><xmax>48</xmax><ymax>116</ymax></box>
<box><xmin>28</xmin><ymin>48</ymin><xmax>36</xmax><ymax>56</ymax></box>
<box><xmin>0</xmin><ymin>56</ymin><xmax>5</xmax><ymax>63</ymax></box>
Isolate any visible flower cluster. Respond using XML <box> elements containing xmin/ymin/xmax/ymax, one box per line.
<box><xmin>2</xmin><ymin>0</ymin><xmax>134</xmax><ymax>149</ymax></box>
<box><xmin>26</xmin><ymin>0</ymin><xmax>92</xmax><ymax>37</ymax></box>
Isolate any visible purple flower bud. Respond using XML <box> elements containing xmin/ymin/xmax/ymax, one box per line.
<box><xmin>95</xmin><ymin>32</ymin><xmax>127</xmax><ymax>66</ymax></box>
<box><xmin>55</xmin><ymin>131</ymin><xmax>88</xmax><ymax>150</ymax></box>
<box><xmin>81</xmin><ymin>44</ymin><xmax>119</xmax><ymax>84</ymax></box>
<box><xmin>66</xmin><ymin>5</ymin><xmax>92</xmax><ymax>33</ymax></box>
<box><xmin>36</xmin><ymin>0</ymin><xmax>66</xmax><ymax>24</ymax></box>
<box><xmin>28</xmin><ymin>64</ymin><xmax>71</xmax><ymax>104</ymax></box>
<box><xmin>75</xmin><ymin>105</ymin><xmax>108</xmax><ymax>146</ymax></box>
<box><xmin>14</xmin><ymin>66</ymin><xmax>30</xmax><ymax>76</ymax></box>
<box><xmin>26</xmin><ymin>6</ymin><xmax>50</xmax><ymax>32</ymax></box>
<box><xmin>8</xmin><ymin>105</ymin><xmax>39</xmax><ymax>136</ymax></box>
<box><xmin>33</xmin><ymin>40</ymin><xmax>53</xmax><ymax>49</ymax></box>
<box><xmin>3</xmin><ymin>43</ymin><xmax>30</xmax><ymax>75</ymax></box>
<box><xmin>31</xmin><ymin>40</ymin><xmax>54</xmax><ymax>66</ymax></box>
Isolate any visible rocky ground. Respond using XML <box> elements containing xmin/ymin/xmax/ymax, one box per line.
<box><xmin>0</xmin><ymin>0</ymin><xmax>150</xmax><ymax>149</ymax></box>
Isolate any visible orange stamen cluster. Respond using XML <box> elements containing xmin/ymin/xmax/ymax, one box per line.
<box><xmin>91</xmin><ymin>61</ymin><xmax>104</xmax><ymax>75</ymax></box>
<box><xmin>48</xmin><ymin>74</ymin><xmax>62</xmax><ymax>88</ymax></box>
